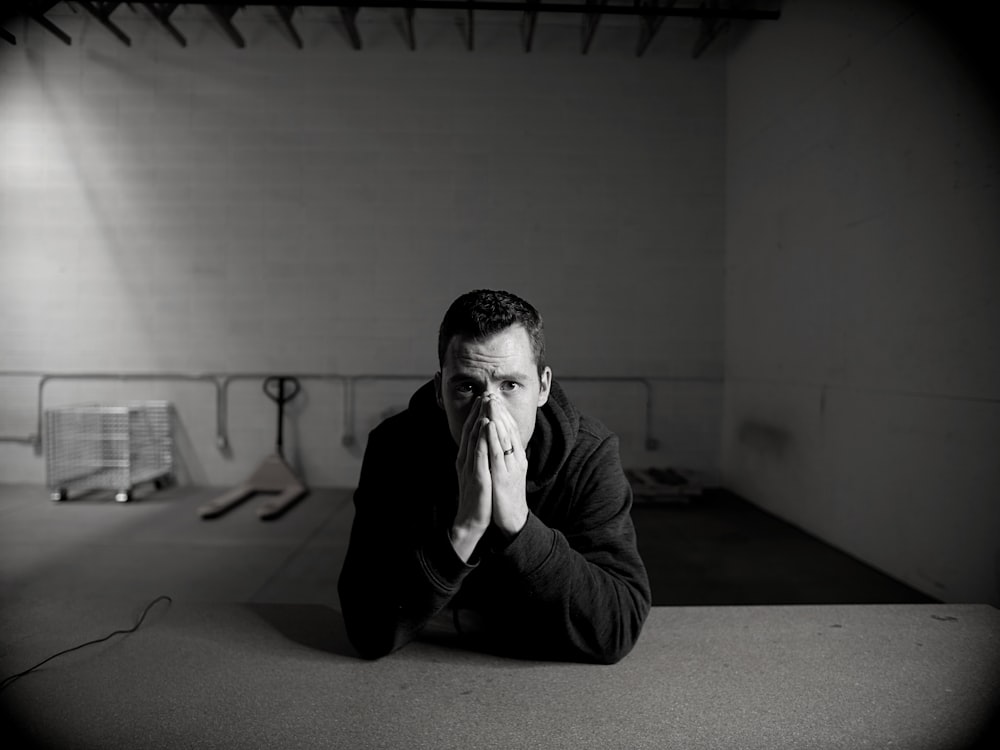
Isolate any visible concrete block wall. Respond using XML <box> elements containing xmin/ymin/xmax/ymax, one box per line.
<box><xmin>0</xmin><ymin>8</ymin><xmax>726</xmax><ymax>487</ymax></box>
<box><xmin>723</xmin><ymin>0</ymin><xmax>1000</xmax><ymax>604</ymax></box>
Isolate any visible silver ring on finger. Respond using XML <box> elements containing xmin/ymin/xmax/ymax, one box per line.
<box><xmin>503</xmin><ymin>447</ymin><xmax>515</xmax><ymax>456</ymax></box>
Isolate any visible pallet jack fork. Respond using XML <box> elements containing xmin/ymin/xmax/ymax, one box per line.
<box><xmin>199</xmin><ymin>376</ymin><xmax>308</xmax><ymax>521</ymax></box>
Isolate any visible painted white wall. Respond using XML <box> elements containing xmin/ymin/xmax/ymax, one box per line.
<box><xmin>723</xmin><ymin>0</ymin><xmax>1000</xmax><ymax>604</ymax></box>
<box><xmin>0</xmin><ymin>9</ymin><xmax>726</xmax><ymax>487</ymax></box>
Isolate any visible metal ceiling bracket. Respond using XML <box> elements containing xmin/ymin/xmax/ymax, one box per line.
<box><xmin>521</xmin><ymin>0</ymin><xmax>538</xmax><ymax>53</ymax></box>
<box><xmin>403</xmin><ymin>7</ymin><xmax>416</xmax><ymax>50</ymax></box>
<box><xmin>207</xmin><ymin>4</ymin><xmax>245</xmax><ymax>48</ymax></box>
<box><xmin>339</xmin><ymin>7</ymin><xmax>362</xmax><ymax>50</ymax></box>
<box><xmin>77</xmin><ymin>1</ymin><xmax>132</xmax><ymax>45</ymax></box>
<box><xmin>581</xmin><ymin>0</ymin><xmax>606</xmax><ymax>55</ymax></box>
<box><xmin>275</xmin><ymin>5</ymin><xmax>303</xmax><ymax>48</ymax></box>
<box><xmin>143</xmin><ymin>3</ymin><xmax>185</xmax><ymax>47</ymax></box>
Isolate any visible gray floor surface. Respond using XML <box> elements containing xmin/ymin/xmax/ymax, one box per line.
<box><xmin>0</xmin><ymin>484</ymin><xmax>353</xmax><ymax>609</ymax></box>
<box><xmin>0</xmin><ymin>482</ymin><xmax>934</xmax><ymax>612</ymax></box>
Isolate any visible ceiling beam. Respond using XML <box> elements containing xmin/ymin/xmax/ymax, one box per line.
<box><xmin>464</xmin><ymin>3</ymin><xmax>474</xmax><ymax>51</ymax></box>
<box><xmin>1</xmin><ymin>25</ymin><xmax>16</xmax><ymax>45</ymax></box>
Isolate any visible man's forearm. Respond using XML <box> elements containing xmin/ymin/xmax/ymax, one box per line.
<box><xmin>448</xmin><ymin>522</ymin><xmax>485</xmax><ymax>563</ymax></box>
<box><xmin>495</xmin><ymin>512</ymin><xmax>651</xmax><ymax>664</ymax></box>
<box><xmin>340</xmin><ymin>509</ymin><xmax>478</xmax><ymax>658</ymax></box>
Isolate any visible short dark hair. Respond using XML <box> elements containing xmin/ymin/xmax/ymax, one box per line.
<box><xmin>438</xmin><ymin>289</ymin><xmax>546</xmax><ymax>376</ymax></box>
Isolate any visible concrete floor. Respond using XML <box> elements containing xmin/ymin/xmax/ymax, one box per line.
<box><xmin>633</xmin><ymin>490</ymin><xmax>937</xmax><ymax>606</ymax></box>
<box><xmin>0</xmin><ymin>484</ymin><xmax>351</xmax><ymax>609</ymax></box>
<box><xmin>0</xmin><ymin>483</ymin><xmax>934</xmax><ymax>612</ymax></box>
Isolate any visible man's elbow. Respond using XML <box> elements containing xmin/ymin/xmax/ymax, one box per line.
<box><xmin>343</xmin><ymin>623</ymin><xmax>398</xmax><ymax>660</ymax></box>
<box><xmin>339</xmin><ymin>599</ymin><xmax>400</xmax><ymax>660</ymax></box>
<box><xmin>352</xmin><ymin>640</ymin><xmax>394</xmax><ymax>661</ymax></box>
<box><xmin>593</xmin><ymin>650</ymin><xmax>628</xmax><ymax>666</ymax></box>
<box><xmin>591</xmin><ymin>589</ymin><xmax>650</xmax><ymax>664</ymax></box>
<box><xmin>590</xmin><ymin>627</ymin><xmax>643</xmax><ymax>665</ymax></box>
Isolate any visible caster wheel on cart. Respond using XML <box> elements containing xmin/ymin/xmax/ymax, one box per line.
<box><xmin>153</xmin><ymin>475</ymin><xmax>172</xmax><ymax>491</ymax></box>
<box><xmin>115</xmin><ymin>491</ymin><xmax>132</xmax><ymax>503</ymax></box>
<box><xmin>51</xmin><ymin>489</ymin><xmax>68</xmax><ymax>502</ymax></box>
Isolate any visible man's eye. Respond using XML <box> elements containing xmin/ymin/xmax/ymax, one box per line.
<box><xmin>500</xmin><ymin>381</ymin><xmax>520</xmax><ymax>391</ymax></box>
<box><xmin>454</xmin><ymin>384</ymin><xmax>474</xmax><ymax>394</ymax></box>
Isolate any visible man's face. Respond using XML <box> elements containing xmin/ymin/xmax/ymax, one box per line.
<box><xmin>435</xmin><ymin>324</ymin><xmax>552</xmax><ymax>449</ymax></box>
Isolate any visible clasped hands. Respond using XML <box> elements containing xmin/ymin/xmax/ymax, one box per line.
<box><xmin>449</xmin><ymin>394</ymin><xmax>528</xmax><ymax>562</ymax></box>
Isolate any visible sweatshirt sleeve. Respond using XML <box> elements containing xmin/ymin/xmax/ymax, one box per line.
<box><xmin>493</xmin><ymin>433</ymin><xmax>652</xmax><ymax>664</ymax></box>
<box><xmin>337</xmin><ymin>426</ymin><xmax>475</xmax><ymax>659</ymax></box>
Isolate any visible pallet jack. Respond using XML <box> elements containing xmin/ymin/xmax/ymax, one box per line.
<box><xmin>199</xmin><ymin>376</ymin><xmax>308</xmax><ymax>521</ymax></box>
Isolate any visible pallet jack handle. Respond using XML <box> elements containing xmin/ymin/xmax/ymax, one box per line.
<box><xmin>262</xmin><ymin>376</ymin><xmax>301</xmax><ymax>459</ymax></box>
<box><xmin>198</xmin><ymin>375</ymin><xmax>308</xmax><ymax>520</ymax></box>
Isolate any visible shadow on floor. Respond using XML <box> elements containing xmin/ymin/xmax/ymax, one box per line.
<box><xmin>631</xmin><ymin>489</ymin><xmax>938</xmax><ymax>606</ymax></box>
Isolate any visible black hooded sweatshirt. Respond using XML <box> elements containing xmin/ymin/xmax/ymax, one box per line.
<box><xmin>337</xmin><ymin>379</ymin><xmax>651</xmax><ymax>664</ymax></box>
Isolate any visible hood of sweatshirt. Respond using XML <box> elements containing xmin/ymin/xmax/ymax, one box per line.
<box><xmin>407</xmin><ymin>378</ymin><xmax>581</xmax><ymax>494</ymax></box>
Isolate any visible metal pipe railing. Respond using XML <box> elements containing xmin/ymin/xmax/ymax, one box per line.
<box><xmin>216</xmin><ymin>373</ymin><xmax>349</xmax><ymax>453</ymax></box>
<box><xmin>0</xmin><ymin>371</ymin><xmax>44</xmax><ymax>446</ymax></box>
<box><xmin>31</xmin><ymin>373</ymin><xmax>222</xmax><ymax>455</ymax></box>
<box><xmin>0</xmin><ymin>370</ymin><xmax>722</xmax><ymax>455</ymax></box>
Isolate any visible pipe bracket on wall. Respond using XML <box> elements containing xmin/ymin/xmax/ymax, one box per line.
<box><xmin>636</xmin><ymin>0</ymin><xmax>672</xmax><ymax>58</ymax></box>
<box><xmin>77</xmin><ymin>1</ymin><xmax>132</xmax><ymax>45</ymax></box>
<box><xmin>26</xmin><ymin>1</ymin><xmax>73</xmax><ymax>45</ymax></box>
<box><xmin>34</xmin><ymin>373</ymin><xmax>224</xmax><ymax>456</ymax></box>
<box><xmin>207</xmin><ymin>3</ymin><xmax>246</xmax><ymax>48</ymax></box>
<box><xmin>464</xmin><ymin>2</ymin><xmax>474</xmax><ymax>51</ymax></box>
<box><xmin>339</xmin><ymin>6</ymin><xmax>362</xmax><ymax>50</ymax></box>
<box><xmin>520</xmin><ymin>1</ymin><xmax>538</xmax><ymax>53</ymax></box>
<box><xmin>276</xmin><ymin>5</ymin><xmax>303</xmax><ymax>48</ymax></box>
<box><xmin>403</xmin><ymin>6</ymin><xmax>416</xmax><ymax>50</ymax></box>
<box><xmin>144</xmin><ymin>3</ymin><xmax>187</xmax><ymax>47</ymax></box>
<box><xmin>581</xmin><ymin>0</ymin><xmax>606</xmax><ymax>55</ymax></box>
<box><xmin>4</xmin><ymin>1</ymin><xmax>780</xmax><ymax>54</ymax></box>
<box><xmin>3</xmin><ymin>369</ymin><xmax>724</xmax><ymax>459</ymax></box>
<box><xmin>692</xmin><ymin>0</ymin><xmax>728</xmax><ymax>59</ymax></box>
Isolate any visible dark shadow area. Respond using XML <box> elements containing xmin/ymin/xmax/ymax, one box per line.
<box><xmin>0</xmin><ymin>711</ymin><xmax>49</xmax><ymax>750</ymax></box>
<box><xmin>245</xmin><ymin>603</ymin><xmax>359</xmax><ymax>659</ymax></box>
<box><xmin>632</xmin><ymin>489</ymin><xmax>939</xmax><ymax>606</ymax></box>
<box><xmin>966</xmin><ymin>703</ymin><xmax>1000</xmax><ymax>750</ymax></box>
<box><xmin>415</xmin><ymin>623</ymin><xmax>583</xmax><ymax>666</ymax></box>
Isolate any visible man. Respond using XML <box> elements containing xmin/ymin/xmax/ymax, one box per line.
<box><xmin>338</xmin><ymin>289</ymin><xmax>650</xmax><ymax>664</ymax></box>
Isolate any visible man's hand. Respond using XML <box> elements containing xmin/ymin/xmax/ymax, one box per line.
<box><xmin>450</xmin><ymin>396</ymin><xmax>491</xmax><ymax>562</ymax></box>
<box><xmin>484</xmin><ymin>397</ymin><xmax>529</xmax><ymax>539</ymax></box>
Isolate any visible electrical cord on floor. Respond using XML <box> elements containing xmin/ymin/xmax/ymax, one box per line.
<box><xmin>0</xmin><ymin>595</ymin><xmax>173</xmax><ymax>693</ymax></box>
